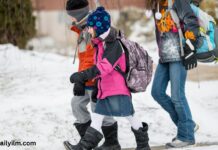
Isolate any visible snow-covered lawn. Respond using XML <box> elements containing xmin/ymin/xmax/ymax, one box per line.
<box><xmin>0</xmin><ymin>44</ymin><xmax>218</xmax><ymax>150</ymax></box>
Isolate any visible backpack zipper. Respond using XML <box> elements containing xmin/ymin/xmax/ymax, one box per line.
<box><xmin>198</xmin><ymin>55</ymin><xmax>215</xmax><ymax>62</ymax></box>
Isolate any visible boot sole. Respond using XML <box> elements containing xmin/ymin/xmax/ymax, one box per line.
<box><xmin>123</xmin><ymin>142</ymin><xmax>218</xmax><ymax>150</ymax></box>
<box><xmin>95</xmin><ymin>147</ymin><xmax>121</xmax><ymax>150</ymax></box>
<box><xmin>63</xmin><ymin>142</ymin><xmax>73</xmax><ymax>150</ymax></box>
<box><xmin>94</xmin><ymin>145</ymin><xmax>121</xmax><ymax>150</ymax></box>
<box><xmin>165</xmin><ymin>143</ymin><xmax>196</xmax><ymax>149</ymax></box>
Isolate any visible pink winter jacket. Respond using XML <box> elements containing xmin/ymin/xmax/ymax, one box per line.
<box><xmin>92</xmin><ymin>28</ymin><xmax>131</xmax><ymax>99</ymax></box>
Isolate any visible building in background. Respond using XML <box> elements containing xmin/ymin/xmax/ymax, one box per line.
<box><xmin>30</xmin><ymin>0</ymin><xmax>218</xmax><ymax>48</ymax></box>
<box><xmin>31</xmin><ymin>0</ymin><xmax>145</xmax><ymax>46</ymax></box>
<box><xmin>216</xmin><ymin>1</ymin><xmax>218</xmax><ymax>18</ymax></box>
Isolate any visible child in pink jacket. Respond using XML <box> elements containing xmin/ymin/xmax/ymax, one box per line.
<box><xmin>69</xmin><ymin>7</ymin><xmax>150</xmax><ymax>150</ymax></box>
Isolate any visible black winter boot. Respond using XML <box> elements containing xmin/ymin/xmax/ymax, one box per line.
<box><xmin>67</xmin><ymin>126</ymin><xmax>103</xmax><ymax>150</ymax></box>
<box><xmin>64</xmin><ymin>120</ymin><xmax>91</xmax><ymax>150</ymax></box>
<box><xmin>94</xmin><ymin>122</ymin><xmax>121</xmax><ymax>150</ymax></box>
<box><xmin>131</xmin><ymin>122</ymin><xmax>151</xmax><ymax>150</ymax></box>
<box><xmin>64</xmin><ymin>141</ymin><xmax>75</xmax><ymax>150</ymax></box>
<box><xmin>74</xmin><ymin>120</ymin><xmax>92</xmax><ymax>137</ymax></box>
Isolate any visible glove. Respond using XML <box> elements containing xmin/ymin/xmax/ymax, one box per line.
<box><xmin>182</xmin><ymin>40</ymin><xmax>197</xmax><ymax>70</ymax></box>
<box><xmin>73</xmin><ymin>83</ymin><xmax>85</xmax><ymax>96</ymax></box>
<box><xmin>182</xmin><ymin>53</ymin><xmax>197</xmax><ymax>70</ymax></box>
<box><xmin>91</xmin><ymin>88</ymin><xmax>98</xmax><ymax>103</ymax></box>
<box><xmin>70</xmin><ymin>66</ymin><xmax>100</xmax><ymax>84</ymax></box>
<box><xmin>70</xmin><ymin>72</ymin><xmax>87</xmax><ymax>84</ymax></box>
<box><xmin>91</xmin><ymin>80</ymin><xmax>98</xmax><ymax>103</ymax></box>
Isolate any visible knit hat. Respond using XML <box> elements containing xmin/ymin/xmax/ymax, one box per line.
<box><xmin>87</xmin><ymin>7</ymin><xmax>111</xmax><ymax>37</ymax></box>
<box><xmin>66</xmin><ymin>0</ymin><xmax>89</xmax><ymax>22</ymax></box>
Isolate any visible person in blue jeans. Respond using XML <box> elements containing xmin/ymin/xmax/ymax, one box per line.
<box><xmin>152</xmin><ymin>62</ymin><xmax>196</xmax><ymax>146</ymax></box>
<box><xmin>145</xmin><ymin>0</ymin><xmax>202</xmax><ymax>148</ymax></box>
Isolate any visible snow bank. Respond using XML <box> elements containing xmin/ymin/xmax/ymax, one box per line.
<box><xmin>0</xmin><ymin>44</ymin><xmax>218</xmax><ymax>150</ymax></box>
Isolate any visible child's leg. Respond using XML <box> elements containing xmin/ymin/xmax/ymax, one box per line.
<box><xmin>126</xmin><ymin>115</ymin><xmax>150</xmax><ymax>149</ymax></box>
<box><xmin>71</xmin><ymin>91</ymin><xmax>91</xmax><ymax>124</ymax></box>
<box><xmin>126</xmin><ymin>115</ymin><xmax>143</xmax><ymax>130</ymax></box>
<box><xmin>90</xmin><ymin>112</ymin><xmax>105</xmax><ymax>133</ymax></box>
<box><xmin>95</xmin><ymin>116</ymin><xmax>120</xmax><ymax>150</ymax></box>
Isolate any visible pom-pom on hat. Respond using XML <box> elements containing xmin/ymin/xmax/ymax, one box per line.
<box><xmin>87</xmin><ymin>7</ymin><xmax>111</xmax><ymax>37</ymax></box>
<box><xmin>66</xmin><ymin>0</ymin><xmax>89</xmax><ymax>22</ymax></box>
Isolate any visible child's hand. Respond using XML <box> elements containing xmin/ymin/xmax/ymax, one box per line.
<box><xmin>70</xmin><ymin>66</ymin><xmax>100</xmax><ymax>84</ymax></box>
<box><xmin>70</xmin><ymin>72</ymin><xmax>86</xmax><ymax>84</ymax></box>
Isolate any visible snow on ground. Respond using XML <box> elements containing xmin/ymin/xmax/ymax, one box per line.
<box><xmin>0</xmin><ymin>44</ymin><xmax>218</xmax><ymax>150</ymax></box>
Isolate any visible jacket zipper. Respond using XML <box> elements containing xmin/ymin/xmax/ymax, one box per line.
<box><xmin>98</xmin><ymin>78</ymin><xmax>102</xmax><ymax>97</ymax></box>
<box><xmin>95</xmin><ymin>44</ymin><xmax>103</xmax><ymax>98</ymax></box>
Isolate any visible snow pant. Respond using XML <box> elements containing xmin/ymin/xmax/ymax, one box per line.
<box><xmin>71</xmin><ymin>90</ymin><xmax>116</xmax><ymax>126</ymax></box>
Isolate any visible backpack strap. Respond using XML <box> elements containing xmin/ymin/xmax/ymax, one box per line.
<box><xmin>201</xmin><ymin>31</ymin><xmax>214</xmax><ymax>51</ymax></box>
<box><xmin>73</xmin><ymin>43</ymin><xmax>79</xmax><ymax>64</ymax></box>
<box><xmin>117</xmin><ymin>30</ymin><xmax>124</xmax><ymax>39</ymax></box>
<box><xmin>168</xmin><ymin>0</ymin><xmax>185</xmax><ymax>57</ymax></box>
<box><xmin>114</xmin><ymin>30</ymin><xmax>128</xmax><ymax>79</ymax></box>
<box><xmin>115</xmin><ymin>65</ymin><xmax>127</xmax><ymax>79</ymax></box>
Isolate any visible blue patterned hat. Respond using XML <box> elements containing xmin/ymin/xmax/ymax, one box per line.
<box><xmin>87</xmin><ymin>7</ymin><xmax>111</xmax><ymax>37</ymax></box>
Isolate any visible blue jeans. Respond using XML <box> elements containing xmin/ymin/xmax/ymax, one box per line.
<box><xmin>151</xmin><ymin>62</ymin><xmax>195</xmax><ymax>142</ymax></box>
